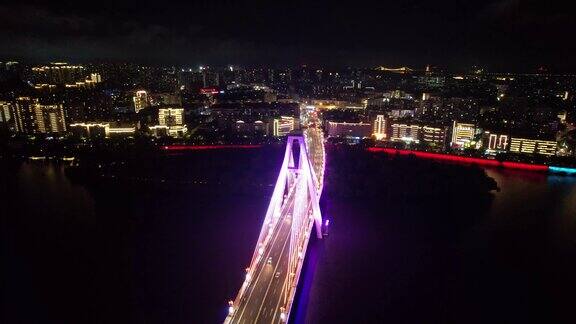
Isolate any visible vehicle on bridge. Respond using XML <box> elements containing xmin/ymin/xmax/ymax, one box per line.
<box><xmin>224</xmin><ymin>134</ymin><xmax>325</xmax><ymax>324</ymax></box>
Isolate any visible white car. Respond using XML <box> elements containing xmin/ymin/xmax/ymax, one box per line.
<box><xmin>267</xmin><ymin>257</ymin><xmax>272</xmax><ymax>265</ymax></box>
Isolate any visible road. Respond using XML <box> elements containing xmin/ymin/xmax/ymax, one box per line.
<box><xmin>230</xmin><ymin>178</ymin><xmax>299</xmax><ymax>324</ymax></box>
<box><xmin>306</xmin><ymin>127</ymin><xmax>324</xmax><ymax>188</ymax></box>
<box><xmin>228</xmin><ymin>106</ymin><xmax>326</xmax><ymax>323</ymax></box>
<box><xmin>304</xmin><ymin>108</ymin><xmax>325</xmax><ymax>192</ymax></box>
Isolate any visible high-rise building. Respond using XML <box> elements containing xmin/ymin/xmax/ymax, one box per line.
<box><xmin>451</xmin><ymin>121</ymin><xmax>476</xmax><ymax>148</ymax></box>
<box><xmin>0</xmin><ymin>101</ymin><xmax>14</xmax><ymax>134</ymax></box>
<box><xmin>14</xmin><ymin>97</ymin><xmax>39</xmax><ymax>133</ymax></box>
<box><xmin>133</xmin><ymin>90</ymin><xmax>149</xmax><ymax>113</ymax></box>
<box><xmin>89</xmin><ymin>73</ymin><xmax>102</xmax><ymax>83</ymax></box>
<box><xmin>372</xmin><ymin>115</ymin><xmax>386</xmax><ymax>140</ymax></box>
<box><xmin>384</xmin><ymin>122</ymin><xmax>446</xmax><ymax>148</ymax></box>
<box><xmin>509</xmin><ymin>137</ymin><xmax>557</xmax><ymax>156</ymax></box>
<box><xmin>390</xmin><ymin>123</ymin><xmax>421</xmax><ymax>143</ymax></box>
<box><xmin>34</xmin><ymin>103</ymin><xmax>67</xmax><ymax>133</ymax></box>
<box><xmin>149</xmin><ymin>108</ymin><xmax>187</xmax><ymax>138</ymax></box>
<box><xmin>32</xmin><ymin>63</ymin><xmax>85</xmax><ymax>84</ymax></box>
<box><xmin>421</xmin><ymin>125</ymin><xmax>447</xmax><ymax>149</ymax></box>
<box><xmin>158</xmin><ymin>108</ymin><xmax>184</xmax><ymax>126</ymax></box>
<box><xmin>0</xmin><ymin>101</ymin><xmax>12</xmax><ymax>125</ymax></box>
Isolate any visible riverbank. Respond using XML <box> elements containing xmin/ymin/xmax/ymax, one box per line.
<box><xmin>368</xmin><ymin>147</ymin><xmax>576</xmax><ymax>176</ymax></box>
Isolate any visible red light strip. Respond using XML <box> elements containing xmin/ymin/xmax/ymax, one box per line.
<box><xmin>501</xmin><ymin>161</ymin><xmax>548</xmax><ymax>171</ymax></box>
<box><xmin>163</xmin><ymin>145</ymin><xmax>262</xmax><ymax>151</ymax></box>
<box><xmin>367</xmin><ymin>148</ymin><xmax>548</xmax><ymax>171</ymax></box>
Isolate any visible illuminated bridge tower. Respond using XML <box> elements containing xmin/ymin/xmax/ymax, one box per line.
<box><xmin>226</xmin><ymin>135</ymin><xmax>324</xmax><ymax>324</ymax></box>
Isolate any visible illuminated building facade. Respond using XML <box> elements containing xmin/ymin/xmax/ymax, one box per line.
<box><xmin>390</xmin><ymin>123</ymin><xmax>421</xmax><ymax>143</ymax></box>
<box><xmin>107</xmin><ymin>126</ymin><xmax>136</xmax><ymax>136</ymax></box>
<box><xmin>149</xmin><ymin>108</ymin><xmax>187</xmax><ymax>138</ymax></box>
<box><xmin>69</xmin><ymin>123</ymin><xmax>109</xmax><ymax>138</ymax></box>
<box><xmin>326</xmin><ymin>121</ymin><xmax>372</xmax><ymax>138</ymax></box>
<box><xmin>89</xmin><ymin>73</ymin><xmax>102</xmax><ymax>83</ymax></box>
<box><xmin>372</xmin><ymin>115</ymin><xmax>386</xmax><ymax>140</ymax></box>
<box><xmin>385</xmin><ymin>123</ymin><xmax>446</xmax><ymax>148</ymax></box>
<box><xmin>34</xmin><ymin>103</ymin><xmax>67</xmax><ymax>133</ymax></box>
<box><xmin>421</xmin><ymin>125</ymin><xmax>447</xmax><ymax>149</ymax></box>
<box><xmin>149</xmin><ymin>125</ymin><xmax>187</xmax><ymax>138</ymax></box>
<box><xmin>13</xmin><ymin>97</ymin><xmax>39</xmax><ymax>133</ymax></box>
<box><xmin>509</xmin><ymin>137</ymin><xmax>557</xmax><ymax>156</ymax></box>
<box><xmin>158</xmin><ymin>108</ymin><xmax>184</xmax><ymax>126</ymax></box>
<box><xmin>483</xmin><ymin>131</ymin><xmax>509</xmax><ymax>153</ymax></box>
<box><xmin>32</xmin><ymin>63</ymin><xmax>85</xmax><ymax>84</ymax></box>
<box><xmin>133</xmin><ymin>90</ymin><xmax>149</xmax><ymax>113</ymax></box>
<box><xmin>0</xmin><ymin>101</ymin><xmax>12</xmax><ymax>129</ymax></box>
<box><xmin>273</xmin><ymin>116</ymin><xmax>296</xmax><ymax>137</ymax></box>
<box><xmin>451</xmin><ymin>121</ymin><xmax>476</xmax><ymax>148</ymax></box>
<box><xmin>149</xmin><ymin>125</ymin><xmax>169</xmax><ymax>137</ymax></box>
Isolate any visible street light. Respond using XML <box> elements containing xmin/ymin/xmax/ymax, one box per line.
<box><xmin>228</xmin><ymin>300</ymin><xmax>234</xmax><ymax>315</ymax></box>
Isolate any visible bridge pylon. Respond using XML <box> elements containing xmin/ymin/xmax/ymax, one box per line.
<box><xmin>226</xmin><ymin>135</ymin><xmax>323</xmax><ymax>324</ymax></box>
<box><xmin>248</xmin><ymin>136</ymin><xmax>323</xmax><ymax>266</ymax></box>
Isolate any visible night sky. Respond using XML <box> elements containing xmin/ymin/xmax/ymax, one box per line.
<box><xmin>1</xmin><ymin>0</ymin><xmax>574</xmax><ymax>70</ymax></box>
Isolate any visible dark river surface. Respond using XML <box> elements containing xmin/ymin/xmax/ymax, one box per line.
<box><xmin>2</xmin><ymin>146</ymin><xmax>576</xmax><ymax>324</ymax></box>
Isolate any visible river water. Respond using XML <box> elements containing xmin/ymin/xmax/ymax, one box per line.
<box><xmin>1</xmin><ymin>148</ymin><xmax>575</xmax><ymax>323</ymax></box>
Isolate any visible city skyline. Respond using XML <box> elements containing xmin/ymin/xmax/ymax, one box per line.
<box><xmin>3</xmin><ymin>2</ymin><xmax>576</xmax><ymax>323</ymax></box>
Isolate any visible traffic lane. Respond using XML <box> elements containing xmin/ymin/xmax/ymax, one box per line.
<box><xmin>245</xmin><ymin>213</ymin><xmax>291</xmax><ymax>322</ymax></box>
<box><xmin>265</xmin><ymin>201</ymin><xmax>317</xmax><ymax>322</ymax></box>
<box><xmin>232</xmin><ymin>212</ymin><xmax>289</xmax><ymax>323</ymax></box>
<box><xmin>231</xmin><ymin>191</ymin><xmax>296</xmax><ymax>323</ymax></box>
<box><xmin>232</xmin><ymin>201</ymin><xmax>291</xmax><ymax>323</ymax></box>
<box><xmin>236</xmin><ymin>198</ymin><xmax>294</xmax><ymax>323</ymax></box>
<box><xmin>253</xmin><ymin>214</ymin><xmax>293</xmax><ymax>323</ymax></box>
<box><xmin>248</xmin><ymin>191</ymin><xmax>295</xmax><ymax>320</ymax></box>
<box><xmin>259</xmin><ymin>192</ymin><xmax>315</xmax><ymax>323</ymax></box>
<box><xmin>255</xmin><ymin>225</ymin><xmax>292</xmax><ymax>323</ymax></box>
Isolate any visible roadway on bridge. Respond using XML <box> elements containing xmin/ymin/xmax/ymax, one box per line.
<box><xmin>306</xmin><ymin>128</ymin><xmax>324</xmax><ymax>186</ymax></box>
<box><xmin>230</xmin><ymin>179</ymin><xmax>299</xmax><ymax>324</ymax></box>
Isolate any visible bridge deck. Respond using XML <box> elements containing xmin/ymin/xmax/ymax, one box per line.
<box><xmin>226</xmin><ymin>123</ymin><xmax>325</xmax><ymax>324</ymax></box>
<box><xmin>229</xmin><ymin>182</ymin><xmax>297</xmax><ymax>323</ymax></box>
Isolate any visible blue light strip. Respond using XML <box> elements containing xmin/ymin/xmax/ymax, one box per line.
<box><xmin>549</xmin><ymin>166</ymin><xmax>576</xmax><ymax>175</ymax></box>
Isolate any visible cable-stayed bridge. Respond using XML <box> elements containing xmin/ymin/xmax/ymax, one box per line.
<box><xmin>224</xmin><ymin>127</ymin><xmax>325</xmax><ymax>324</ymax></box>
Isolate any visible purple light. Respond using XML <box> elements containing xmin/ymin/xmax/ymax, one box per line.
<box><xmin>226</xmin><ymin>134</ymin><xmax>325</xmax><ymax>322</ymax></box>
